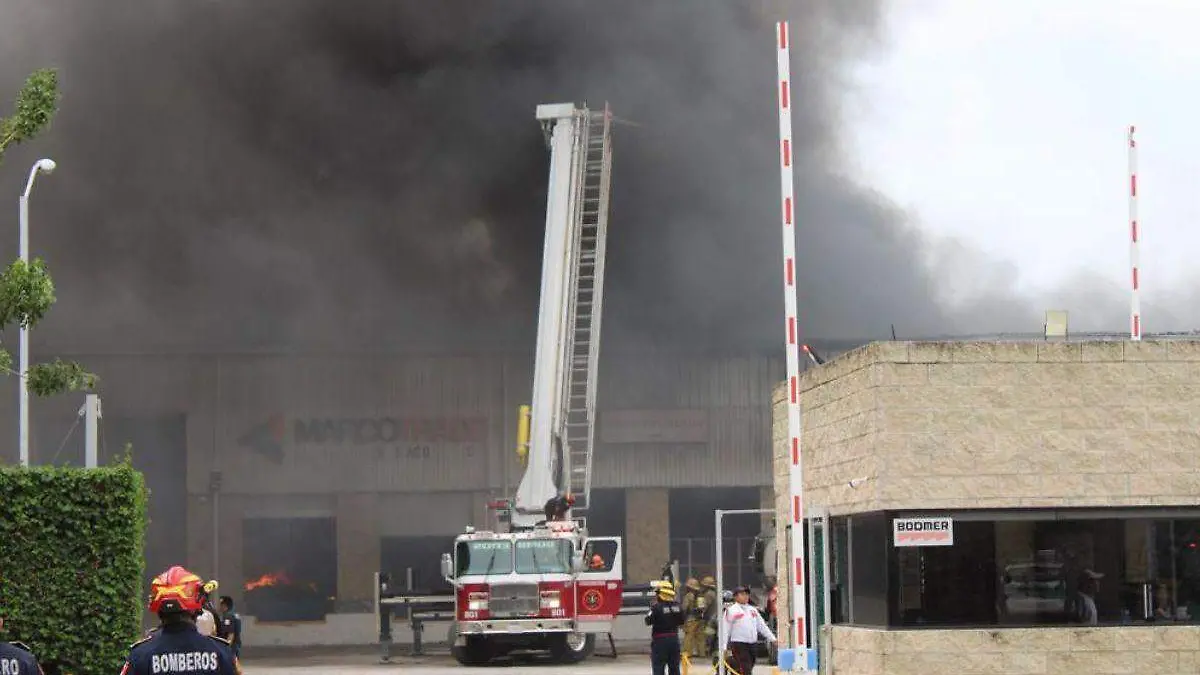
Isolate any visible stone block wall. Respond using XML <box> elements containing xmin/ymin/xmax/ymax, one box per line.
<box><xmin>826</xmin><ymin>625</ymin><xmax>1200</xmax><ymax>675</ymax></box>
<box><xmin>773</xmin><ymin>340</ymin><xmax>1200</xmax><ymax>516</ymax></box>
<box><xmin>626</xmin><ymin>488</ymin><xmax>669</xmax><ymax>582</ymax></box>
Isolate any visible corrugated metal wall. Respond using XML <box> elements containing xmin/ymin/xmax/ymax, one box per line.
<box><xmin>0</xmin><ymin>351</ymin><xmax>780</xmax><ymax>492</ymax></box>
<box><xmin>593</xmin><ymin>354</ymin><xmax>781</xmax><ymax>487</ymax></box>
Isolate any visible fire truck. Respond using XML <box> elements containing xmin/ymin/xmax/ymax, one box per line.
<box><xmin>379</xmin><ymin>101</ymin><xmax>616</xmax><ymax>666</ymax></box>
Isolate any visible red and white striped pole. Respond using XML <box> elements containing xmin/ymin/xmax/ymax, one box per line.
<box><xmin>776</xmin><ymin>20</ymin><xmax>810</xmax><ymax>667</ymax></box>
<box><xmin>1129</xmin><ymin>125</ymin><xmax>1141</xmax><ymax>341</ymax></box>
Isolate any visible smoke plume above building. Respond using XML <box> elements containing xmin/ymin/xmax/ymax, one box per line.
<box><xmin>1</xmin><ymin>0</ymin><xmax>1181</xmax><ymax>356</ymax></box>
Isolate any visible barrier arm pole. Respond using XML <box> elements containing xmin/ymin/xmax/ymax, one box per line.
<box><xmin>775</xmin><ymin>20</ymin><xmax>812</xmax><ymax>673</ymax></box>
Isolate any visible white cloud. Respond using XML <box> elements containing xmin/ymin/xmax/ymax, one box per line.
<box><xmin>849</xmin><ymin>0</ymin><xmax>1200</xmax><ymax>318</ymax></box>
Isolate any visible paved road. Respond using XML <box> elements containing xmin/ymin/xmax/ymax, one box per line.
<box><xmin>246</xmin><ymin>653</ymin><xmax>660</xmax><ymax>674</ymax></box>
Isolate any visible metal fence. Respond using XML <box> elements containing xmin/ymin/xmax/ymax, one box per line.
<box><xmin>669</xmin><ymin>537</ymin><xmax>760</xmax><ymax>589</ymax></box>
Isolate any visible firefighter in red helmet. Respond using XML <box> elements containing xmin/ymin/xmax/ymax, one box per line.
<box><xmin>119</xmin><ymin>566</ymin><xmax>241</xmax><ymax>675</ymax></box>
<box><xmin>543</xmin><ymin>493</ymin><xmax>575</xmax><ymax>522</ymax></box>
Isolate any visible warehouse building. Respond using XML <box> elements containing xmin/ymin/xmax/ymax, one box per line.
<box><xmin>1</xmin><ymin>349</ymin><xmax>789</xmax><ymax>645</ymax></box>
<box><xmin>773</xmin><ymin>338</ymin><xmax>1200</xmax><ymax>675</ymax></box>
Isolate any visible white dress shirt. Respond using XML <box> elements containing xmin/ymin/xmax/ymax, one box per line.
<box><xmin>196</xmin><ymin>609</ymin><xmax>217</xmax><ymax>637</ymax></box>
<box><xmin>719</xmin><ymin>602</ymin><xmax>776</xmax><ymax>650</ymax></box>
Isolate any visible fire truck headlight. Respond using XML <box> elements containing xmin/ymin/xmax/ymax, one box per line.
<box><xmin>468</xmin><ymin>592</ymin><xmax>490</xmax><ymax>611</ymax></box>
<box><xmin>540</xmin><ymin>590</ymin><xmax>561</xmax><ymax>609</ymax></box>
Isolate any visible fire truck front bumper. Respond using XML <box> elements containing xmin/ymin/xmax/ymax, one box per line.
<box><xmin>457</xmin><ymin>618</ymin><xmax>576</xmax><ymax>635</ymax></box>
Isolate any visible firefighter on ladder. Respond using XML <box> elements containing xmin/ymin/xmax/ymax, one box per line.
<box><xmin>543</xmin><ymin>492</ymin><xmax>575</xmax><ymax>522</ymax></box>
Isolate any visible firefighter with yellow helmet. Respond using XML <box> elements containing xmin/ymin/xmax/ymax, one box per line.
<box><xmin>681</xmin><ymin>577</ymin><xmax>705</xmax><ymax>656</ymax></box>
<box><xmin>699</xmin><ymin>575</ymin><xmax>719</xmax><ymax>656</ymax></box>
<box><xmin>645</xmin><ymin>581</ymin><xmax>684</xmax><ymax>675</ymax></box>
<box><xmin>119</xmin><ymin>566</ymin><xmax>241</xmax><ymax>675</ymax></box>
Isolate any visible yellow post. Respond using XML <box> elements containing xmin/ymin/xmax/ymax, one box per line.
<box><xmin>516</xmin><ymin>405</ymin><xmax>532</xmax><ymax>465</ymax></box>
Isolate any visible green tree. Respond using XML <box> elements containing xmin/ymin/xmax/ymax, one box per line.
<box><xmin>0</xmin><ymin>69</ymin><xmax>95</xmax><ymax>395</ymax></box>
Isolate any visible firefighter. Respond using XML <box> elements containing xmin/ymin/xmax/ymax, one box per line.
<box><xmin>543</xmin><ymin>493</ymin><xmax>575</xmax><ymax>522</ymax></box>
<box><xmin>719</xmin><ymin>585</ymin><xmax>776</xmax><ymax>675</ymax></box>
<box><xmin>681</xmin><ymin>578</ymin><xmax>704</xmax><ymax>657</ymax></box>
<box><xmin>0</xmin><ymin>617</ymin><xmax>43</xmax><ymax>675</ymax></box>
<box><xmin>699</xmin><ymin>575</ymin><xmax>718</xmax><ymax>657</ymax></box>
<box><xmin>196</xmin><ymin>580</ymin><xmax>220</xmax><ymax>637</ymax></box>
<box><xmin>216</xmin><ymin>596</ymin><xmax>243</xmax><ymax>659</ymax></box>
<box><xmin>645</xmin><ymin>583</ymin><xmax>684</xmax><ymax>675</ymax></box>
<box><xmin>589</xmin><ymin>553</ymin><xmax>606</xmax><ymax>570</ymax></box>
<box><xmin>119</xmin><ymin>565</ymin><xmax>242</xmax><ymax>675</ymax></box>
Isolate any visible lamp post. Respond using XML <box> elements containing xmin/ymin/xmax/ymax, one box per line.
<box><xmin>18</xmin><ymin>158</ymin><xmax>56</xmax><ymax>467</ymax></box>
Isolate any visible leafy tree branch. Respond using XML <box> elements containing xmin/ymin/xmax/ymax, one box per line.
<box><xmin>0</xmin><ymin>69</ymin><xmax>95</xmax><ymax>395</ymax></box>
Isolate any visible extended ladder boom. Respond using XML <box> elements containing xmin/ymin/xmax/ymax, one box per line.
<box><xmin>511</xmin><ymin>103</ymin><xmax>614</xmax><ymax>529</ymax></box>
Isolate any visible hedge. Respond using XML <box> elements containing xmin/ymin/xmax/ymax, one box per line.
<box><xmin>0</xmin><ymin>462</ymin><xmax>147</xmax><ymax>675</ymax></box>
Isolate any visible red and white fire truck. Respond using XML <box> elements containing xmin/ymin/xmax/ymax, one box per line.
<box><xmin>435</xmin><ymin>101</ymin><xmax>621</xmax><ymax>665</ymax></box>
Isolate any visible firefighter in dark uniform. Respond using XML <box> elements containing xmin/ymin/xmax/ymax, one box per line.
<box><xmin>543</xmin><ymin>493</ymin><xmax>575</xmax><ymax>522</ymax></box>
<box><xmin>216</xmin><ymin>596</ymin><xmax>242</xmax><ymax>659</ymax></box>
<box><xmin>0</xmin><ymin>618</ymin><xmax>43</xmax><ymax>675</ymax></box>
<box><xmin>119</xmin><ymin>565</ymin><xmax>241</xmax><ymax>675</ymax></box>
<box><xmin>645</xmin><ymin>583</ymin><xmax>684</xmax><ymax>675</ymax></box>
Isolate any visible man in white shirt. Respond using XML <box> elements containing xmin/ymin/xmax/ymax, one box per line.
<box><xmin>1076</xmin><ymin>569</ymin><xmax>1103</xmax><ymax>626</ymax></box>
<box><xmin>719</xmin><ymin>586</ymin><xmax>776</xmax><ymax>675</ymax></box>
<box><xmin>195</xmin><ymin>580</ymin><xmax>220</xmax><ymax>637</ymax></box>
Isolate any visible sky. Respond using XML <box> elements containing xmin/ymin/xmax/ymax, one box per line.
<box><xmin>850</xmin><ymin>0</ymin><xmax>1200</xmax><ymax>328</ymax></box>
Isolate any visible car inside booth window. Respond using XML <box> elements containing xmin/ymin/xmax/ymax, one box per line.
<box><xmin>585</xmin><ymin>539</ymin><xmax>618</xmax><ymax>572</ymax></box>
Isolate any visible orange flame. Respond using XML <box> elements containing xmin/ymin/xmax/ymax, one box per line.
<box><xmin>245</xmin><ymin>571</ymin><xmax>291</xmax><ymax>591</ymax></box>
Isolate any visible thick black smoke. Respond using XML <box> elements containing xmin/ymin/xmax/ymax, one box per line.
<box><xmin>3</xmin><ymin>0</ymin><xmax>1166</xmax><ymax>356</ymax></box>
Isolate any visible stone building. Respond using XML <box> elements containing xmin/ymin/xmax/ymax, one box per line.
<box><xmin>773</xmin><ymin>339</ymin><xmax>1200</xmax><ymax>675</ymax></box>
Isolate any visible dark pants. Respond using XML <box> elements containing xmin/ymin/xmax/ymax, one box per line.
<box><xmin>729</xmin><ymin>642</ymin><xmax>756</xmax><ymax>675</ymax></box>
<box><xmin>651</xmin><ymin>635</ymin><xmax>681</xmax><ymax>675</ymax></box>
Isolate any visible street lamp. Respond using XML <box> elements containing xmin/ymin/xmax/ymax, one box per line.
<box><xmin>18</xmin><ymin>158</ymin><xmax>56</xmax><ymax>467</ymax></box>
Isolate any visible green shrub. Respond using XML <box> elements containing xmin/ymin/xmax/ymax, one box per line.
<box><xmin>0</xmin><ymin>461</ymin><xmax>147</xmax><ymax>674</ymax></box>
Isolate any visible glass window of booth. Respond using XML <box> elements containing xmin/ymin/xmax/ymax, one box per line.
<box><xmin>827</xmin><ymin>510</ymin><xmax>1200</xmax><ymax>628</ymax></box>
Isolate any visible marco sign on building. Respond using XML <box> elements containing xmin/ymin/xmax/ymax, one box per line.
<box><xmin>773</xmin><ymin>339</ymin><xmax>1200</xmax><ymax>675</ymax></box>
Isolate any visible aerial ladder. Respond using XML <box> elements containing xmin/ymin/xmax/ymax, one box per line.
<box><xmin>511</xmin><ymin>101</ymin><xmax>613</xmax><ymax>527</ymax></box>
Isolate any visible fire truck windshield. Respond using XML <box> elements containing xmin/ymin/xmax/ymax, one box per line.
<box><xmin>456</xmin><ymin>540</ymin><xmax>514</xmax><ymax>576</ymax></box>
<box><xmin>514</xmin><ymin>539</ymin><xmax>573</xmax><ymax>574</ymax></box>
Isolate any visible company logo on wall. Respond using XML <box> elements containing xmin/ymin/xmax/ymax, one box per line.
<box><xmin>237</xmin><ymin>414</ymin><xmax>287</xmax><ymax>463</ymax></box>
<box><xmin>237</xmin><ymin>413</ymin><xmax>487</xmax><ymax>464</ymax></box>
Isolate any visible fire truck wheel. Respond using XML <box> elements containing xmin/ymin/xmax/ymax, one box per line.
<box><xmin>451</xmin><ymin>636</ymin><xmax>494</xmax><ymax>665</ymax></box>
<box><xmin>549</xmin><ymin>632</ymin><xmax>594</xmax><ymax>663</ymax></box>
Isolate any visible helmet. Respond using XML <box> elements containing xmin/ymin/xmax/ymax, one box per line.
<box><xmin>701</xmin><ymin>576</ymin><xmax>716</xmax><ymax>587</ymax></box>
<box><xmin>656</xmin><ymin>585</ymin><xmax>677</xmax><ymax>600</ymax></box>
<box><xmin>686</xmin><ymin>577</ymin><xmax>701</xmax><ymax>591</ymax></box>
<box><xmin>149</xmin><ymin>566</ymin><xmax>206</xmax><ymax>615</ymax></box>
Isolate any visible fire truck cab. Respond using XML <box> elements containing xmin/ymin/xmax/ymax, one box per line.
<box><xmin>441</xmin><ymin>522</ymin><xmax>622</xmax><ymax>664</ymax></box>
